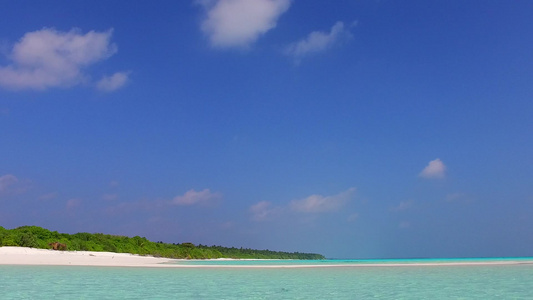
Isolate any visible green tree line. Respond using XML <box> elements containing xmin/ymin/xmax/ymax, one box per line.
<box><xmin>0</xmin><ymin>225</ymin><xmax>325</xmax><ymax>260</ymax></box>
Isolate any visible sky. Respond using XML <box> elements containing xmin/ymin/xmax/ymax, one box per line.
<box><xmin>0</xmin><ymin>0</ymin><xmax>532</xmax><ymax>259</ymax></box>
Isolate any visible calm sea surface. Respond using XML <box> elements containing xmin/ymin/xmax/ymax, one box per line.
<box><xmin>2</xmin><ymin>259</ymin><xmax>533</xmax><ymax>299</ymax></box>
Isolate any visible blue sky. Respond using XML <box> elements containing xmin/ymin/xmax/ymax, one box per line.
<box><xmin>0</xmin><ymin>0</ymin><xmax>532</xmax><ymax>259</ymax></box>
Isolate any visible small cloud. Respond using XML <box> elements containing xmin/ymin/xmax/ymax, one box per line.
<box><xmin>0</xmin><ymin>28</ymin><xmax>123</xmax><ymax>91</ymax></box>
<box><xmin>104</xmin><ymin>201</ymin><xmax>142</xmax><ymax>215</ymax></box>
<box><xmin>39</xmin><ymin>192</ymin><xmax>58</xmax><ymax>200</ymax></box>
<box><xmin>250</xmin><ymin>187</ymin><xmax>358</xmax><ymax>222</ymax></box>
<box><xmin>0</xmin><ymin>174</ymin><xmax>18</xmax><ymax>193</ymax></box>
<box><xmin>249</xmin><ymin>201</ymin><xmax>280</xmax><ymax>221</ymax></box>
<box><xmin>347</xmin><ymin>213</ymin><xmax>359</xmax><ymax>222</ymax></box>
<box><xmin>66</xmin><ymin>198</ymin><xmax>82</xmax><ymax>209</ymax></box>
<box><xmin>105</xmin><ymin>190</ymin><xmax>222</xmax><ymax>215</ymax></box>
<box><xmin>390</xmin><ymin>200</ymin><xmax>414</xmax><ymax>212</ymax></box>
<box><xmin>290</xmin><ymin>187</ymin><xmax>356</xmax><ymax>213</ymax></box>
<box><xmin>419</xmin><ymin>158</ymin><xmax>446</xmax><ymax>179</ymax></box>
<box><xmin>285</xmin><ymin>21</ymin><xmax>353</xmax><ymax>62</ymax></box>
<box><xmin>172</xmin><ymin>189</ymin><xmax>221</xmax><ymax>206</ymax></box>
<box><xmin>102</xmin><ymin>193</ymin><xmax>119</xmax><ymax>201</ymax></box>
<box><xmin>399</xmin><ymin>221</ymin><xmax>411</xmax><ymax>229</ymax></box>
<box><xmin>109</xmin><ymin>180</ymin><xmax>119</xmax><ymax>188</ymax></box>
<box><xmin>96</xmin><ymin>71</ymin><xmax>130</xmax><ymax>92</ymax></box>
<box><xmin>219</xmin><ymin>221</ymin><xmax>235</xmax><ymax>230</ymax></box>
<box><xmin>0</xmin><ymin>174</ymin><xmax>28</xmax><ymax>196</ymax></box>
<box><xmin>445</xmin><ymin>192</ymin><xmax>474</xmax><ymax>203</ymax></box>
<box><xmin>198</xmin><ymin>0</ymin><xmax>291</xmax><ymax>49</ymax></box>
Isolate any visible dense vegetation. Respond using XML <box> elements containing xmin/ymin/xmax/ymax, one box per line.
<box><xmin>0</xmin><ymin>226</ymin><xmax>325</xmax><ymax>260</ymax></box>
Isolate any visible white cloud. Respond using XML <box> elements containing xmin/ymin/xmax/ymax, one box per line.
<box><xmin>96</xmin><ymin>71</ymin><xmax>129</xmax><ymax>92</ymax></box>
<box><xmin>390</xmin><ymin>200</ymin><xmax>414</xmax><ymax>212</ymax></box>
<box><xmin>249</xmin><ymin>187</ymin><xmax>357</xmax><ymax>222</ymax></box>
<box><xmin>249</xmin><ymin>201</ymin><xmax>279</xmax><ymax>221</ymax></box>
<box><xmin>0</xmin><ymin>174</ymin><xmax>18</xmax><ymax>193</ymax></box>
<box><xmin>445</xmin><ymin>192</ymin><xmax>474</xmax><ymax>203</ymax></box>
<box><xmin>285</xmin><ymin>21</ymin><xmax>353</xmax><ymax>61</ymax></box>
<box><xmin>39</xmin><ymin>192</ymin><xmax>58</xmax><ymax>200</ymax></box>
<box><xmin>0</xmin><ymin>28</ymin><xmax>125</xmax><ymax>91</ymax></box>
<box><xmin>172</xmin><ymin>189</ymin><xmax>221</xmax><ymax>206</ymax></box>
<box><xmin>419</xmin><ymin>158</ymin><xmax>446</xmax><ymax>179</ymax></box>
<box><xmin>102</xmin><ymin>193</ymin><xmax>119</xmax><ymax>201</ymax></box>
<box><xmin>399</xmin><ymin>221</ymin><xmax>411</xmax><ymax>229</ymax></box>
<box><xmin>105</xmin><ymin>189</ymin><xmax>222</xmax><ymax>215</ymax></box>
<box><xmin>66</xmin><ymin>198</ymin><xmax>82</xmax><ymax>209</ymax></box>
<box><xmin>290</xmin><ymin>187</ymin><xmax>356</xmax><ymax>213</ymax></box>
<box><xmin>198</xmin><ymin>0</ymin><xmax>291</xmax><ymax>49</ymax></box>
<box><xmin>347</xmin><ymin>213</ymin><xmax>359</xmax><ymax>222</ymax></box>
<box><xmin>109</xmin><ymin>180</ymin><xmax>119</xmax><ymax>187</ymax></box>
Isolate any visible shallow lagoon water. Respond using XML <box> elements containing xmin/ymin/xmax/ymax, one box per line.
<box><xmin>2</xmin><ymin>259</ymin><xmax>533</xmax><ymax>299</ymax></box>
<box><xmin>171</xmin><ymin>256</ymin><xmax>533</xmax><ymax>266</ymax></box>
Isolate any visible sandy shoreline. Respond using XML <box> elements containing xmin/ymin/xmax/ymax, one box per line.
<box><xmin>0</xmin><ymin>246</ymin><xmax>181</xmax><ymax>267</ymax></box>
<box><xmin>1</xmin><ymin>247</ymin><xmax>532</xmax><ymax>268</ymax></box>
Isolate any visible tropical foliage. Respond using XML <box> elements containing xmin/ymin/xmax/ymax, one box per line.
<box><xmin>0</xmin><ymin>225</ymin><xmax>324</xmax><ymax>260</ymax></box>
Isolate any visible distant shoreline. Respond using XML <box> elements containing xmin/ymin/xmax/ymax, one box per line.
<box><xmin>0</xmin><ymin>226</ymin><xmax>325</xmax><ymax>260</ymax></box>
<box><xmin>1</xmin><ymin>247</ymin><xmax>532</xmax><ymax>268</ymax></box>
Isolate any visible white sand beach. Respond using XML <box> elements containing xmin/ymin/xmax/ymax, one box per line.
<box><xmin>1</xmin><ymin>247</ymin><xmax>532</xmax><ymax>268</ymax></box>
<box><xmin>0</xmin><ymin>246</ymin><xmax>179</xmax><ymax>267</ymax></box>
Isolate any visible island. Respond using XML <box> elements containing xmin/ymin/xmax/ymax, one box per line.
<box><xmin>0</xmin><ymin>225</ymin><xmax>325</xmax><ymax>260</ymax></box>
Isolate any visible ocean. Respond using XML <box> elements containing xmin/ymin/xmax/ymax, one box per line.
<box><xmin>2</xmin><ymin>259</ymin><xmax>532</xmax><ymax>299</ymax></box>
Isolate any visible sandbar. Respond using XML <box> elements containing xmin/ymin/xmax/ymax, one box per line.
<box><xmin>0</xmin><ymin>246</ymin><xmax>179</xmax><ymax>267</ymax></box>
<box><xmin>1</xmin><ymin>247</ymin><xmax>532</xmax><ymax>268</ymax></box>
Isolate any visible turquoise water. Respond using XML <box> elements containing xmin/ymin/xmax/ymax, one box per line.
<box><xmin>1</xmin><ymin>260</ymin><xmax>533</xmax><ymax>299</ymax></box>
<box><xmin>171</xmin><ymin>257</ymin><xmax>533</xmax><ymax>266</ymax></box>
